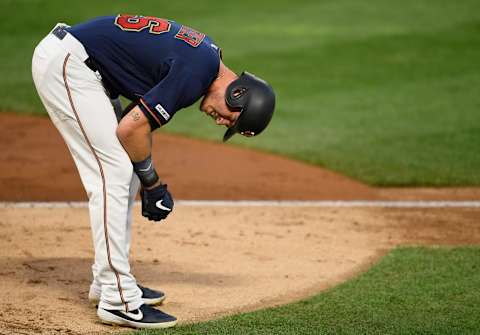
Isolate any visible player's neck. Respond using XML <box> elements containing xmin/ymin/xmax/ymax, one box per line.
<box><xmin>211</xmin><ymin>62</ymin><xmax>237</xmax><ymax>93</ymax></box>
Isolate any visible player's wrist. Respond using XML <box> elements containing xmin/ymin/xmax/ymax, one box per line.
<box><xmin>144</xmin><ymin>179</ymin><xmax>163</xmax><ymax>190</ymax></box>
<box><xmin>132</xmin><ymin>155</ymin><xmax>161</xmax><ymax>188</ymax></box>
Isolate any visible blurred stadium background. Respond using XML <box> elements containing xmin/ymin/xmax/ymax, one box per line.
<box><xmin>1</xmin><ymin>1</ymin><xmax>479</xmax><ymax>334</ymax></box>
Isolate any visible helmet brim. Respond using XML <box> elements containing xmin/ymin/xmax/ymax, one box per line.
<box><xmin>222</xmin><ymin>126</ymin><xmax>237</xmax><ymax>142</ymax></box>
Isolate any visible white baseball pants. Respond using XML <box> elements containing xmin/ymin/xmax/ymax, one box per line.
<box><xmin>31</xmin><ymin>24</ymin><xmax>143</xmax><ymax>312</ymax></box>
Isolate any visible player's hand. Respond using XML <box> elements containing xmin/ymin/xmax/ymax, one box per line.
<box><xmin>140</xmin><ymin>184</ymin><xmax>174</xmax><ymax>222</ymax></box>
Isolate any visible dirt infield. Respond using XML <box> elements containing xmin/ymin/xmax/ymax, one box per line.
<box><xmin>1</xmin><ymin>113</ymin><xmax>480</xmax><ymax>334</ymax></box>
<box><xmin>2</xmin><ymin>205</ymin><xmax>479</xmax><ymax>335</ymax></box>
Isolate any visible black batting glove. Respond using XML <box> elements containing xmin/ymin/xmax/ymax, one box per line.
<box><xmin>140</xmin><ymin>184</ymin><xmax>174</xmax><ymax>222</ymax></box>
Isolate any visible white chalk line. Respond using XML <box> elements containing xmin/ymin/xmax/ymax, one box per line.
<box><xmin>1</xmin><ymin>200</ymin><xmax>480</xmax><ymax>208</ymax></box>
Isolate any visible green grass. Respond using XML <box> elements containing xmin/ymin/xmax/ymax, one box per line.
<box><xmin>129</xmin><ymin>247</ymin><xmax>480</xmax><ymax>335</ymax></box>
<box><xmin>2</xmin><ymin>0</ymin><xmax>480</xmax><ymax>185</ymax></box>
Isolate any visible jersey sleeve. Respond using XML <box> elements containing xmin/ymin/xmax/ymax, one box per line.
<box><xmin>138</xmin><ymin>59</ymin><xmax>205</xmax><ymax>130</ymax></box>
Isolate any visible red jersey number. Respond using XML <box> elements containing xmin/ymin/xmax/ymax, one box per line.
<box><xmin>115</xmin><ymin>14</ymin><xmax>205</xmax><ymax>48</ymax></box>
<box><xmin>115</xmin><ymin>14</ymin><xmax>171</xmax><ymax>34</ymax></box>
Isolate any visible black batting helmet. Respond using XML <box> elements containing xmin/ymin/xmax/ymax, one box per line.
<box><xmin>223</xmin><ymin>72</ymin><xmax>276</xmax><ymax>142</ymax></box>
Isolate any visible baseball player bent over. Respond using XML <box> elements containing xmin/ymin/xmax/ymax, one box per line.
<box><xmin>31</xmin><ymin>15</ymin><xmax>275</xmax><ymax>329</ymax></box>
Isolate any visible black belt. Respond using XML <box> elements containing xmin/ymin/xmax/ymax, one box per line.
<box><xmin>51</xmin><ymin>26</ymin><xmax>98</xmax><ymax>73</ymax></box>
<box><xmin>84</xmin><ymin>57</ymin><xmax>99</xmax><ymax>73</ymax></box>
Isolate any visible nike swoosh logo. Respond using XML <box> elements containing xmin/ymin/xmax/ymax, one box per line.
<box><xmin>137</xmin><ymin>162</ymin><xmax>152</xmax><ymax>172</ymax></box>
<box><xmin>156</xmin><ymin>200</ymin><xmax>172</xmax><ymax>211</ymax></box>
<box><xmin>120</xmin><ymin>309</ymin><xmax>143</xmax><ymax>321</ymax></box>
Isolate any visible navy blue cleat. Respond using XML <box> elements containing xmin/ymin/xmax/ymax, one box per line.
<box><xmin>89</xmin><ymin>284</ymin><xmax>166</xmax><ymax>306</ymax></box>
<box><xmin>138</xmin><ymin>284</ymin><xmax>166</xmax><ymax>305</ymax></box>
<box><xmin>97</xmin><ymin>304</ymin><xmax>177</xmax><ymax>329</ymax></box>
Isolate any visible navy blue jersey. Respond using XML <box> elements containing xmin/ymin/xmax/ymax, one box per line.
<box><xmin>67</xmin><ymin>15</ymin><xmax>221</xmax><ymax>127</ymax></box>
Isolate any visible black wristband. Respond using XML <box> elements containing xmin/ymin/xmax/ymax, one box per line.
<box><xmin>132</xmin><ymin>156</ymin><xmax>159</xmax><ymax>187</ymax></box>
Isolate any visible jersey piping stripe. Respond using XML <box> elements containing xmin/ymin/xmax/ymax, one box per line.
<box><xmin>140</xmin><ymin>98</ymin><xmax>163</xmax><ymax>126</ymax></box>
<box><xmin>62</xmin><ymin>53</ymin><xmax>129</xmax><ymax>312</ymax></box>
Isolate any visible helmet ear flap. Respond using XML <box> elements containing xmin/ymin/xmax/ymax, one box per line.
<box><xmin>225</xmin><ymin>76</ymin><xmax>249</xmax><ymax>110</ymax></box>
